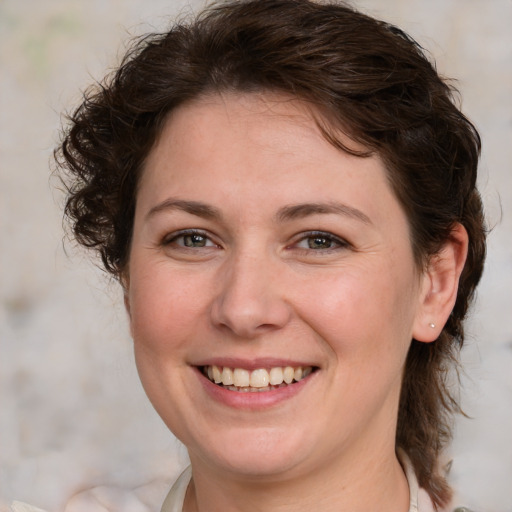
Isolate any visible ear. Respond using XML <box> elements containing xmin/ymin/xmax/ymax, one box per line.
<box><xmin>413</xmin><ymin>223</ymin><xmax>468</xmax><ymax>343</ymax></box>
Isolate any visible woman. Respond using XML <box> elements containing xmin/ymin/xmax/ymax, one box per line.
<box><xmin>16</xmin><ymin>0</ymin><xmax>486</xmax><ymax>511</ymax></box>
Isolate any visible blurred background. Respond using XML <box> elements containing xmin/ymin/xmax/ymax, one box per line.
<box><xmin>1</xmin><ymin>0</ymin><xmax>511</xmax><ymax>511</ymax></box>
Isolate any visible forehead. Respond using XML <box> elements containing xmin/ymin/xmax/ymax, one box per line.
<box><xmin>152</xmin><ymin>91</ymin><xmax>368</xmax><ymax>158</ymax></box>
<box><xmin>143</xmin><ymin>92</ymin><xmax>374</xmax><ymax>183</ymax></box>
<box><xmin>138</xmin><ymin>92</ymin><xmax>402</xmax><ymax>227</ymax></box>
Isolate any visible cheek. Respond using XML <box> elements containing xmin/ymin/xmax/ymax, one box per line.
<box><xmin>292</xmin><ymin>264</ymin><xmax>417</xmax><ymax>362</ymax></box>
<box><xmin>127</xmin><ymin>261</ymin><xmax>210</xmax><ymax>355</ymax></box>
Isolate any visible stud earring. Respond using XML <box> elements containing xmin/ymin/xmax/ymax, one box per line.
<box><xmin>429</xmin><ymin>322</ymin><xmax>436</xmax><ymax>328</ymax></box>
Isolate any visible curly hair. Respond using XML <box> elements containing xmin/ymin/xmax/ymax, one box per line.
<box><xmin>56</xmin><ymin>0</ymin><xmax>486</xmax><ymax>507</ymax></box>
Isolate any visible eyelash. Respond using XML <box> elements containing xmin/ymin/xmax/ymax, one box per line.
<box><xmin>290</xmin><ymin>231</ymin><xmax>350</xmax><ymax>252</ymax></box>
<box><xmin>162</xmin><ymin>229</ymin><xmax>349</xmax><ymax>253</ymax></box>
<box><xmin>162</xmin><ymin>229</ymin><xmax>219</xmax><ymax>249</ymax></box>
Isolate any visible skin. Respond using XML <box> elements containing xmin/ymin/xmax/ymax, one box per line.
<box><xmin>124</xmin><ymin>92</ymin><xmax>468</xmax><ymax>512</ymax></box>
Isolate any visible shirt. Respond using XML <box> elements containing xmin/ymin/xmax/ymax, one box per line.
<box><xmin>160</xmin><ymin>453</ymin><xmax>439</xmax><ymax>512</ymax></box>
<box><xmin>10</xmin><ymin>453</ymin><xmax>473</xmax><ymax>512</ymax></box>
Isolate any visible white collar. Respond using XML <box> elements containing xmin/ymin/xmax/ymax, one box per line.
<box><xmin>160</xmin><ymin>452</ymin><xmax>436</xmax><ymax>512</ymax></box>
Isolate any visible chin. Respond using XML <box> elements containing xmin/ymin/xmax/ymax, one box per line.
<box><xmin>188</xmin><ymin>426</ymin><xmax>313</xmax><ymax>479</ymax></box>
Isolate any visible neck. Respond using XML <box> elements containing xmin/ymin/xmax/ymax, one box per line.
<box><xmin>184</xmin><ymin>443</ymin><xmax>410</xmax><ymax>512</ymax></box>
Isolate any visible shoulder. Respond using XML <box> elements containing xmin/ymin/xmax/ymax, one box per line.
<box><xmin>10</xmin><ymin>502</ymin><xmax>48</xmax><ymax>512</ymax></box>
<box><xmin>160</xmin><ymin>466</ymin><xmax>192</xmax><ymax>512</ymax></box>
<box><xmin>398</xmin><ymin>450</ymin><xmax>478</xmax><ymax>512</ymax></box>
<box><xmin>10</xmin><ymin>477</ymin><xmax>169</xmax><ymax>512</ymax></box>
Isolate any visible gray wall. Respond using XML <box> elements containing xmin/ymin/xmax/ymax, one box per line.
<box><xmin>1</xmin><ymin>0</ymin><xmax>511</xmax><ymax>510</ymax></box>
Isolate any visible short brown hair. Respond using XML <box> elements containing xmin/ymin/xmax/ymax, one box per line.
<box><xmin>56</xmin><ymin>0</ymin><xmax>486</xmax><ymax>506</ymax></box>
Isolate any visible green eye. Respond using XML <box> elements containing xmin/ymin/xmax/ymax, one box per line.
<box><xmin>182</xmin><ymin>234</ymin><xmax>208</xmax><ymax>247</ymax></box>
<box><xmin>163</xmin><ymin>230</ymin><xmax>217</xmax><ymax>249</ymax></box>
<box><xmin>293</xmin><ymin>231</ymin><xmax>349</xmax><ymax>252</ymax></box>
<box><xmin>307</xmin><ymin>236</ymin><xmax>334</xmax><ymax>249</ymax></box>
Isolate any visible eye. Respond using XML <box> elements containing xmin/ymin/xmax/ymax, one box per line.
<box><xmin>163</xmin><ymin>230</ymin><xmax>218</xmax><ymax>249</ymax></box>
<box><xmin>293</xmin><ymin>231</ymin><xmax>349</xmax><ymax>251</ymax></box>
<box><xmin>181</xmin><ymin>233</ymin><xmax>209</xmax><ymax>248</ymax></box>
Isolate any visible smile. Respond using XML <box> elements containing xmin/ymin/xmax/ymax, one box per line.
<box><xmin>202</xmin><ymin>365</ymin><xmax>314</xmax><ymax>392</ymax></box>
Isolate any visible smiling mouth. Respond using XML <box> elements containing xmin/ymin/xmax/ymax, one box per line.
<box><xmin>201</xmin><ymin>365</ymin><xmax>315</xmax><ymax>392</ymax></box>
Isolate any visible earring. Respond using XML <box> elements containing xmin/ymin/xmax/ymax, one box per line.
<box><xmin>429</xmin><ymin>322</ymin><xmax>436</xmax><ymax>328</ymax></box>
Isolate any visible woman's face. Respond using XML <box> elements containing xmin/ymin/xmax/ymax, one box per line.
<box><xmin>126</xmin><ymin>93</ymin><xmax>430</xmax><ymax>481</ymax></box>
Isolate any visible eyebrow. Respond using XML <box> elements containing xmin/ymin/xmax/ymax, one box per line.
<box><xmin>276</xmin><ymin>202</ymin><xmax>372</xmax><ymax>225</ymax></box>
<box><xmin>145</xmin><ymin>199</ymin><xmax>223</xmax><ymax>221</ymax></box>
<box><xmin>145</xmin><ymin>198</ymin><xmax>371</xmax><ymax>225</ymax></box>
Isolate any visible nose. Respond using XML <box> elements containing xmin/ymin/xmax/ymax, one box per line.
<box><xmin>210</xmin><ymin>250</ymin><xmax>292</xmax><ymax>339</ymax></box>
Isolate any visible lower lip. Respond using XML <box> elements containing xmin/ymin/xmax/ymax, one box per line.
<box><xmin>194</xmin><ymin>367</ymin><xmax>316</xmax><ymax>409</ymax></box>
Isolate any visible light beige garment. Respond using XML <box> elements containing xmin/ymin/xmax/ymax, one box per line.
<box><xmin>10</xmin><ymin>503</ymin><xmax>47</xmax><ymax>512</ymax></box>
<box><xmin>160</xmin><ymin>452</ymin><xmax>438</xmax><ymax>512</ymax></box>
<box><xmin>10</xmin><ymin>453</ymin><xmax>470</xmax><ymax>512</ymax></box>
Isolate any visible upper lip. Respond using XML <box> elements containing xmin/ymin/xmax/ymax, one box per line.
<box><xmin>192</xmin><ymin>357</ymin><xmax>318</xmax><ymax>371</ymax></box>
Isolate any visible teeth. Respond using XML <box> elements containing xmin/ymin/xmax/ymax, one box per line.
<box><xmin>212</xmin><ymin>365</ymin><xmax>222</xmax><ymax>384</ymax></box>
<box><xmin>233</xmin><ymin>368</ymin><xmax>250</xmax><ymax>387</ymax></box>
<box><xmin>269</xmin><ymin>367</ymin><xmax>284</xmax><ymax>385</ymax></box>
<box><xmin>204</xmin><ymin>365</ymin><xmax>314</xmax><ymax>391</ymax></box>
<box><xmin>221</xmin><ymin>367</ymin><xmax>234</xmax><ymax>386</ymax></box>
<box><xmin>283</xmin><ymin>366</ymin><xmax>294</xmax><ymax>384</ymax></box>
<box><xmin>250</xmin><ymin>369</ymin><xmax>270</xmax><ymax>388</ymax></box>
